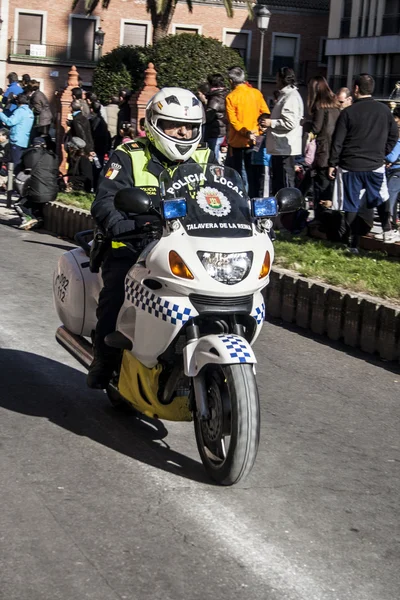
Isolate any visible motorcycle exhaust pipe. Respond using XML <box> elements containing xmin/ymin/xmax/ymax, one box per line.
<box><xmin>56</xmin><ymin>326</ymin><xmax>93</xmax><ymax>370</ymax></box>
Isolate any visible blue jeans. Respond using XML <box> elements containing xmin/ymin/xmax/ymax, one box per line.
<box><xmin>10</xmin><ymin>144</ymin><xmax>25</xmax><ymax>169</ymax></box>
<box><xmin>207</xmin><ymin>136</ymin><xmax>224</xmax><ymax>163</ymax></box>
<box><xmin>387</xmin><ymin>171</ymin><xmax>400</xmax><ymax>223</ymax></box>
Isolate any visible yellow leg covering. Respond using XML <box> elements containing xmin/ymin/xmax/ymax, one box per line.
<box><xmin>118</xmin><ymin>351</ymin><xmax>192</xmax><ymax>422</ymax></box>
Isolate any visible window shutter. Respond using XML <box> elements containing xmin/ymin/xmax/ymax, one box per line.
<box><xmin>70</xmin><ymin>18</ymin><xmax>95</xmax><ymax>61</ymax></box>
<box><xmin>123</xmin><ymin>23</ymin><xmax>147</xmax><ymax>46</ymax></box>
<box><xmin>17</xmin><ymin>13</ymin><xmax>42</xmax><ymax>55</ymax></box>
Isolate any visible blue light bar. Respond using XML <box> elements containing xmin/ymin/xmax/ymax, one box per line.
<box><xmin>251</xmin><ymin>197</ymin><xmax>278</xmax><ymax>218</ymax></box>
<box><xmin>162</xmin><ymin>198</ymin><xmax>187</xmax><ymax>220</ymax></box>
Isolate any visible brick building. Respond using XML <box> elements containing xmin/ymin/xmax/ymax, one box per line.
<box><xmin>0</xmin><ymin>0</ymin><xmax>328</xmax><ymax>104</ymax></box>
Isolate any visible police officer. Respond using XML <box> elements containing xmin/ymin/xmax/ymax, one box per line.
<box><xmin>88</xmin><ymin>87</ymin><xmax>215</xmax><ymax>389</ymax></box>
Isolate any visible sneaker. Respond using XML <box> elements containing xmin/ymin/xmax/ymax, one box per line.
<box><xmin>19</xmin><ymin>215</ymin><xmax>38</xmax><ymax>230</ymax></box>
<box><xmin>383</xmin><ymin>230</ymin><xmax>399</xmax><ymax>244</ymax></box>
<box><xmin>347</xmin><ymin>247</ymin><xmax>359</xmax><ymax>256</ymax></box>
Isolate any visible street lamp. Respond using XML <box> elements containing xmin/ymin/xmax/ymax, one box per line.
<box><xmin>256</xmin><ymin>4</ymin><xmax>271</xmax><ymax>91</ymax></box>
<box><xmin>94</xmin><ymin>27</ymin><xmax>105</xmax><ymax>59</ymax></box>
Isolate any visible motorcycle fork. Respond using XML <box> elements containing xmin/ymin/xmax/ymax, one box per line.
<box><xmin>186</xmin><ymin>322</ymin><xmax>210</xmax><ymax>421</ymax></box>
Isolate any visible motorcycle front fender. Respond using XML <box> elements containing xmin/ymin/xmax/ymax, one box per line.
<box><xmin>183</xmin><ymin>334</ymin><xmax>257</xmax><ymax>378</ymax></box>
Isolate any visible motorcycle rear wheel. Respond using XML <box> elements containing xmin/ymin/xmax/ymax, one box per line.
<box><xmin>194</xmin><ymin>364</ymin><xmax>260</xmax><ymax>486</ymax></box>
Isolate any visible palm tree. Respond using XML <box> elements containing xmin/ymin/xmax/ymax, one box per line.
<box><xmin>73</xmin><ymin>0</ymin><xmax>252</xmax><ymax>44</ymax></box>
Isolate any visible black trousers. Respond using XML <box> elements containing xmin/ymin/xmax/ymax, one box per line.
<box><xmin>271</xmin><ymin>155</ymin><xmax>296</xmax><ymax>194</ymax></box>
<box><xmin>95</xmin><ymin>251</ymin><xmax>136</xmax><ymax>358</ymax></box>
<box><xmin>313</xmin><ymin>167</ymin><xmax>335</xmax><ymax>220</ymax></box>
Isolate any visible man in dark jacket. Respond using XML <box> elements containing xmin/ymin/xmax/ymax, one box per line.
<box><xmin>29</xmin><ymin>80</ymin><xmax>53</xmax><ymax>136</ymax></box>
<box><xmin>88</xmin><ymin>87</ymin><xmax>213</xmax><ymax>389</ymax></box>
<box><xmin>204</xmin><ymin>73</ymin><xmax>228</xmax><ymax>162</ymax></box>
<box><xmin>14</xmin><ymin>137</ymin><xmax>59</xmax><ymax>230</ymax></box>
<box><xmin>68</xmin><ymin>100</ymin><xmax>94</xmax><ymax>153</ymax></box>
<box><xmin>329</xmin><ymin>73</ymin><xmax>399</xmax><ymax>246</ymax></box>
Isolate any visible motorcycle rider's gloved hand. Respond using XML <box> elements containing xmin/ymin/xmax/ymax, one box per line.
<box><xmin>110</xmin><ymin>219</ymin><xmax>136</xmax><ymax>239</ymax></box>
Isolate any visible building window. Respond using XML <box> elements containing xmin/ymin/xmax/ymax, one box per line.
<box><xmin>382</xmin><ymin>0</ymin><xmax>400</xmax><ymax>35</ymax></box>
<box><xmin>271</xmin><ymin>34</ymin><xmax>300</xmax><ymax>75</ymax></box>
<box><xmin>121</xmin><ymin>21</ymin><xmax>151</xmax><ymax>46</ymax></box>
<box><xmin>14</xmin><ymin>10</ymin><xmax>46</xmax><ymax>56</ymax></box>
<box><xmin>340</xmin><ymin>0</ymin><xmax>352</xmax><ymax>37</ymax></box>
<box><xmin>223</xmin><ymin>29</ymin><xmax>252</xmax><ymax>66</ymax></box>
<box><xmin>319</xmin><ymin>37</ymin><xmax>327</xmax><ymax>66</ymax></box>
<box><xmin>172</xmin><ymin>24</ymin><xmax>202</xmax><ymax>35</ymax></box>
<box><xmin>69</xmin><ymin>15</ymin><xmax>97</xmax><ymax>62</ymax></box>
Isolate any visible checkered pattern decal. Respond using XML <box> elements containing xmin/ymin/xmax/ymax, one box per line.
<box><xmin>218</xmin><ymin>335</ymin><xmax>253</xmax><ymax>363</ymax></box>
<box><xmin>251</xmin><ymin>302</ymin><xmax>265</xmax><ymax>325</ymax></box>
<box><xmin>125</xmin><ymin>280</ymin><xmax>192</xmax><ymax>325</ymax></box>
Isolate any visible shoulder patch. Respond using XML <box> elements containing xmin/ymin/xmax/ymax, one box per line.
<box><xmin>123</xmin><ymin>142</ymin><xmax>142</xmax><ymax>151</ymax></box>
<box><xmin>197</xmin><ymin>142</ymin><xmax>209</xmax><ymax>150</ymax></box>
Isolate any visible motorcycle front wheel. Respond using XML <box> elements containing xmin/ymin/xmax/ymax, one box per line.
<box><xmin>194</xmin><ymin>363</ymin><xmax>260</xmax><ymax>486</ymax></box>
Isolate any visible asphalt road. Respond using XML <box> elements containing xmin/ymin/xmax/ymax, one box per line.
<box><xmin>0</xmin><ymin>220</ymin><xmax>399</xmax><ymax>600</ymax></box>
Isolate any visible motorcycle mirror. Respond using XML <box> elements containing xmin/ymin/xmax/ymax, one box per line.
<box><xmin>275</xmin><ymin>187</ymin><xmax>305</xmax><ymax>214</ymax></box>
<box><xmin>114</xmin><ymin>188</ymin><xmax>152</xmax><ymax>215</ymax></box>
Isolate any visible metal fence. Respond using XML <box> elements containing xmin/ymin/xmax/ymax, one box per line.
<box><xmin>8</xmin><ymin>39</ymin><xmax>96</xmax><ymax>64</ymax></box>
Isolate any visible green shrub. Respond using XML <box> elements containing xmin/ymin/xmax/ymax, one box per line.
<box><xmin>93</xmin><ymin>45</ymin><xmax>151</xmax><ymax>104</ymax></box>
<box><xmin>93</xmin><ymin>35</ymin><xmax>245</xmax><ymax>103</ymax></box>
<box><xmin>151</xmin><ymin>34</ymin><xmax>245</xmax><ymax>92</ymax></box>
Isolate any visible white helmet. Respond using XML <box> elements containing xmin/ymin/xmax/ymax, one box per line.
<box><xmin>145</xmin><ymin>87</ymin><xmax>204</xmax><ymax>162</ymax></box>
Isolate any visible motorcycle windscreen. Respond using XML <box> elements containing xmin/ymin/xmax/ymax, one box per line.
<box><xmin>160</xmin><ymin>163</ymin><xmax>252</xmax><ymax>238</ymax></box>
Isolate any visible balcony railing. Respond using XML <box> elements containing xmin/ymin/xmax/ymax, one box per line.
<box><xmin>381</xmin><ymin>13</ymin><xmax>400</xmax><ymax>36</ymax></box>
<box><xmin>8</xmin><ymin>39</ymin><xmax>98</xmax><ymax>66</ymax></box>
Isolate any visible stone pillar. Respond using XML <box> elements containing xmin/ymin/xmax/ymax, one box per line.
<box><xmin>130</xmin><ymin>63</ymin><xmax>159</xmax><ymax>133</ymax></box>
<box><xmin>57</xmin><ymin>65</ymin><xmax>80</xmax><ymax>172</ymax></box>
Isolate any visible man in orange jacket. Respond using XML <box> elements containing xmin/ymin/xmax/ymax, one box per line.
<box><xmin>225</xmin><ymin>66</ymin><xmax>270</xmax><ymax>191</ymax></box>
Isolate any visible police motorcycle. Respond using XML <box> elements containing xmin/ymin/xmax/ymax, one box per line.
<box><xmin>54</xmin><ymin>162</ymin><xmax>304</xmax><ymax>485</ymax></box>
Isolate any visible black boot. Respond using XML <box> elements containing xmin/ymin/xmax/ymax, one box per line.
<box><xmin>87</xmin><ymin>346</ymin><xmax>120</xmax><ymax>390</ymax></box>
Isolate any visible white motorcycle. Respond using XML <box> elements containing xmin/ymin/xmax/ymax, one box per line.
<box><xmin>54</xmin><ymin>163</ymin><xmax>303</xmax><ymax>485</ymax></box>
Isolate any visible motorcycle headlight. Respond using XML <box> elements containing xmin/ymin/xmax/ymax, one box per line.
<box><xmin>198</xmin><ymin>251</ymin><xmax>253</xmax><ymax>285</ymax></box>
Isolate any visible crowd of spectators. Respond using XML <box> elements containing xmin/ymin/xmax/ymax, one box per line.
<box><xmin>198</xmin><ymin>66</ymin><xmax>400</xmax><ymax>250</ymax></box>
<box><xmin>0</xmin><ymin>71</ymin><xmax>138</xmax><ymax>230</ymax></box>
<box><xmin>1</xmin><ymin>66</ymin><xmax>399</xmax><ymax>247</ymax></box>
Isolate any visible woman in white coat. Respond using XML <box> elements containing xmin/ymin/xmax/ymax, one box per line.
<box><xmin>263</xmin><ymin>67</ymin><xmax>304</xmax><ymax>194</ymax></box>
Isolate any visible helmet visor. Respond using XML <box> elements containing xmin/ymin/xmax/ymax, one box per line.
<box><xmin>158</xmin><ymin>119</ymin><xmax>200</xmax><ymax>141</ymax></box>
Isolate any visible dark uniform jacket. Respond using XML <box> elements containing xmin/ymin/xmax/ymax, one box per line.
<box><xmin>91</xmin><ymin>140</ymin><xmax>215</xmax><ymax>259</ymax></box>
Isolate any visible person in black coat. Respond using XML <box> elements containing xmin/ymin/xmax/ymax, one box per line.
<box><xmin>115</xmin><ymin>88</ymin><xmax>132</xmax><ymax>147</ymax></box>
<box><xmin>14</xmin><ymin>137</ymin><xmax>59</xmax><ymax>230</ymax></box>
<box><xmin>66</xmin><ymin>136</ymin><xmax>93</xmax><ymax>193</ymax></box>
<box><xmin>90</xmin><ymin>101</ymin><xmax>111</xmax><ymax>166</ymax></box>
<box><xmin>204</xmin><ymin>73</ymin><xmax>228</xmax><ymax>162</ymax></box>
<box><xmin>67</xmin><ymin>100</ymin><xmax>94</xmax><ymax>153</ymax></box>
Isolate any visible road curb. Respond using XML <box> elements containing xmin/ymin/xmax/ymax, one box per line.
<box><xmin>44</xmin><ymin>201</ymin><xmax>400</xmax><ymax>364</ymax></box>
<box><xmin>265</xmin><ymin>269</ymin><xmax>400</xmax><ymax>363</ymax></box>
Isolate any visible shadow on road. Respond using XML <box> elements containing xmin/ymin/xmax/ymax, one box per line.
<box><xmin>0</xmin><ymin>348</ymin><xmax>211</xmax><ymax>486</ymax></box>
<box><xmin>23</xmin><ymin>239</ymin><xmax>75</xmax><ymax>252</ymax></box>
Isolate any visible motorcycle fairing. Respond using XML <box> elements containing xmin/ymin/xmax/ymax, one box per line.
<box><xmin>183</xmin><ymin>334</ymin><xmax>257</xmax><ymax>377</ymax></box>
<box><xmin>118</xmin><ymin>351</ymin><xmax>192</xmax><ymax>421</ymax></box>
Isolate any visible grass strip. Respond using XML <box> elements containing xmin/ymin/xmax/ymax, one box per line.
<box><xmin>56</xmin><ymin>192</ymin><xmax>94</xmax><ymax>212</ymax></box>
<box><xmin>274</xmin><ymin>234</ymin><xmax>400</xmax><ymax>303</ymax></box>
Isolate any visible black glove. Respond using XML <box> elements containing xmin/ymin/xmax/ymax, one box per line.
<box><xmin>110</xmin><ymin>219</ymin><xmax>136</xmax><ymax>239</ymax></box>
